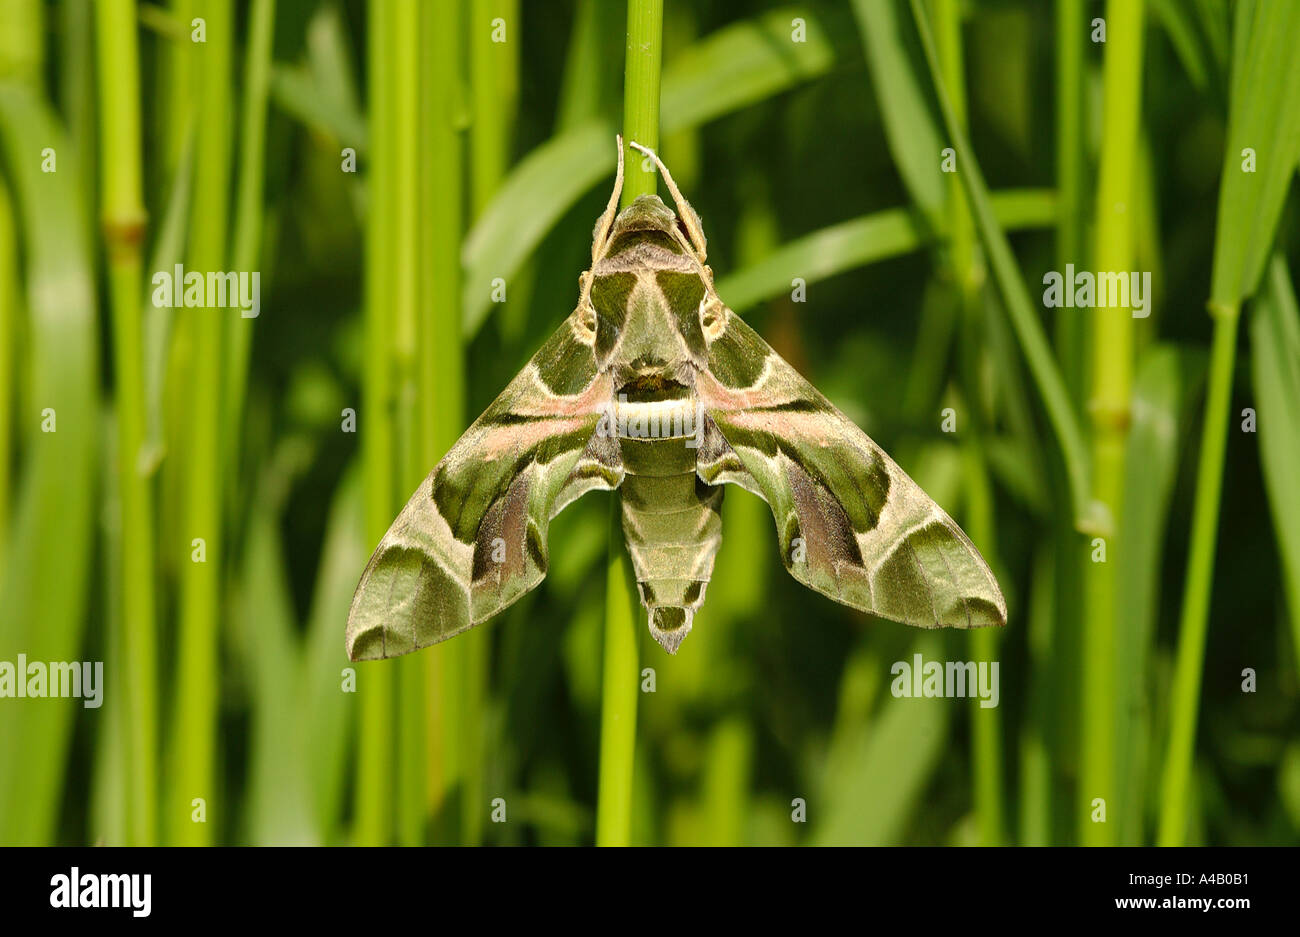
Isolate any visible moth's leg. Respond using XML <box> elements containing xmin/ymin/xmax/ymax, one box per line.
<box><xmin>627</xmin><ymin>140</ymin><xmax>707</xmax><ymax>263</ymax></box>
<box><xmin>591</xmin><ymin>134</ymin><xmax>626</xmax><ymax>263</ymax></box>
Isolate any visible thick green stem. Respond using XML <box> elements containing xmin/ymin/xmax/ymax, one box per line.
<box><xmin>355</xmin><ymin>0</ymin><xmax>396</xmax><ymax>846</ymax></box>
<box><xmin>621</xmin><ymin>0</ymin><xmax>663</xmax><ymax>205</ymax></box>
<box><xmin>1081</xmin><ymin>0</ymin><xmax>1143</xmax><ymax>847</ymax></box>
<box><xmin>597</xmin><ymin>0</ymin><xmax>663</xmax><ymax>846</ymax></box>
<box><xmin>390</xmin><ymin>0</ymin><xmax>427</xmax><ymax>849</ymax></box>
<box><xmin>422</xmin><ymin>0</ymin><xmax>466</xmax><ymax>837</ymax></box>
<box><xmin>94</xmin><ymin>0</ymin><xmax>158</xmax><ymax>848</ymax></box>
<box><xmin>168</xmin><ymin>0</ymin><xmax>230</xmax><ymax>846</ymax></box>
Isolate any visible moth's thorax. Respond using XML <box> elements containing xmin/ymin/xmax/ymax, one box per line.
<box><xmin>588</xmin><ymin>265</ymin><xmax>710</xmax><ymax>398</ymax></box>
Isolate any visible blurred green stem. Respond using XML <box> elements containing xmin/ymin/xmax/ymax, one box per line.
<box><xmin>1157</xmin><ymin>305</ymin><xmax>1237</xmax><ymax>845</ymax></box>
<box><xmin>1158</xmin><ymin>0</ymin><xmax>1300</xmax><ymax>846</ymax></box>
<box><xmin>909</xmin><ymin>0</ymin><xmax>1091</xmax><ymax>527</ymax></box>
<box><xmin>422</xmin><ymin>0</ymin><xmax>466</xmax><ymax>836</ymax></box>
<box><xmin>168</xmin><ymin>0</ymin><xmax>231</xmax><ymax>846</ymax></box>
<box><xmin>390</xmin><ymin>0</ymin><xmax>427</xmax><ymax>849</ymax></box>
<box><xmin>0</xmin><ymin>182</ymin><xmax>13</xmax><ymax>568</ymax></box>
<box><xmin>1081</xmin><ymin>0</ymin><xmax>1143</xmax><ymax>847</ymax></box>
<box><xmin>356</xmin><ymin>0</ymin><xmax>396</xmax><ymax>846</ymax></box>
<box><xmin>1054</xmin><ymin>0</ymin><xmax>1086</xmax><ymax>398</ymax></box>
<box><xmin>95</xmin><ymin>0</ymin><xmax>158</xmax><ymax>848</ymax></box>
<box><xmin>930</xmin><ymin>0</ymin><xmax>1005</xmax><ymax>846</ymax></box>
<box><xmin>462</xmin><ymin>0</ymin><xmax>516</xmax><ymax>845</ymax></box>
<box><xmin>597</xmin><ymin>0</ymin><xmax>662</xmax><ymax>846</ymax></box>
<box><xmin>223</xmin><ymin>0</ymin><xmax>275</xmax><ymax>497</ymax></box>
<box><xmin>598</xmin><ymin>499</ymin><xmax>641</xmax><ymax>846</ymax></box>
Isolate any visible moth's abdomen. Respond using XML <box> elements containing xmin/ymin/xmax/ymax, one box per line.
<box><xmin>616</xmin><ymin>407</ymin><xmax>721</xmax><ymax>655</ymax></box>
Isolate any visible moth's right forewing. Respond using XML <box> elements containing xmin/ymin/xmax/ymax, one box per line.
<box><xmin>346</xmin><ymin>310</ymin><xmax>622</xmax><ymax>661</ymax></box>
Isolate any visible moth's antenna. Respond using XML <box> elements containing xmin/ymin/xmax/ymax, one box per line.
<box><xmin>591</xmin><ymin>135</ymin><xmax>626</xmax><ymax>263</ymax></box>
<box><xmin>628</xmin><ymin>141</ymin><xmax>707</xmax><ymax>262</ymax></box>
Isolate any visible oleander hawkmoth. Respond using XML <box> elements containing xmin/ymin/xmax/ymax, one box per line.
<box><xmin>346</xmin><ymin>138</ymin><xmax>1006</xmax><ymax>660</ymax></box>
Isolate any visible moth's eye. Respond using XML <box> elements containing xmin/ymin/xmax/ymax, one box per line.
<box><xmin>579</xmin><ymin>305</ymin><xmax>599</xmax><ymax>338</ymax></box>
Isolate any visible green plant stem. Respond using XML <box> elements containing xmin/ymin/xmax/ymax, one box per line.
<box><xmin>355</xmin><ymin>0</ymin><xmax>396</xmax><ymax>846</ymax></box>
<box><xmin>0</xmin><ymin>181</ymin><xmax>13</xmax><ymax>569</ymax></box>
<box><xmin>1081</xmin><ymin>0</ymin><xmax>1143</xmax><ymax>847</ymax></box>
<box><xmin>470</xmin><ymin>0</ymin><xmax>518</xmax><ymax>218</ymax></box>
<box><xmin>908</xmin><ymin>0</ymin><xmax>1091</xmax><ymax>527</ymax></box>
<box><xmin>0</xmin><ymin>0</ymin><xmax>43</xmax><ymax>86</ymax></box>
<box><xmin>389</xmin><ymin>0</ymin><xmax>427</xmax><ymax>849</ymax></box>
<box><xmin>1054</xmin><ymin>0</ymin><xmax>1086</xmax><ymax>399</ymax></box>
<box><xmin>596</xmin><ymin>0</ymin><xmax>662</xmax><ymax>847</ymax></box>
<box><xmin>161</xmin><ymin>0</ymin><xmax>196</xmax><ymax>177</ymax></box>
<box><xmin>94</xmin><ymin>0</ymin><xmax>158</xmax><ymax>848</ymax></box>
<box><xmin>621</xmin><ymin>0</ymin><xmax>663</xmax><ymax>203</ymax></box>
<box><xmin>930</xmin><ymin>0</ymin><xmax>1005</xmax><ymax>847</ymax></box>
<box><xmin>421</xmin><ymin>0</ymin><xmax>466</xmax><ymax>836</ymax></box>
<box><xmin>1157</xmin><ymin>0</ymin><xmax>1300</xmax><ymax>847</ymax></box>
<box><xmin>223</xmin><ymin>0</ymin><xmax>275</xmax><ymax>494</ymax></box>
<box><xmin>1157</xmin><ymin>306</ymin><xmax>1237</xmax><ymax>845</ymax></box>
<box><xmin>168</xmin><ymin>0</ymin><xmax>231</xmax><ymax>846</ymax></box>
<box><xmin>462</xmin><ymin>0</ymin><xmax>514</xmax><ymax>845</ymax></box>
<box><xmin>59</xmin><ymin>0</ymin><xmax>97</xmax><ymax>238</ymax></box>
<box><xmin>598</xmin><ymin>498</ymin><xmax>641</xmax><ymax>846</ymax></box>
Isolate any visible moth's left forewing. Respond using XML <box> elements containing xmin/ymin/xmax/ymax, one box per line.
<box><xmin>695</xmin><ymin>304</ymin><xmax>1006</xmax><ymax>630</ymax></box>
<box><xmin>346</xmin><ymin>311</ymin><xmax>622</xmax><ymax>661</ymax></box>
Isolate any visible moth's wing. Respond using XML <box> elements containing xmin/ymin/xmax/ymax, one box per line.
<box><xmin>695</xmin><ymin>308</ymin><xmax>1006</xmax><ymax>629</ymax></box>
<box><xmin>347</xmin><ymin>314</ymin><xmax>623</xmax><ymax>661</ymax></box>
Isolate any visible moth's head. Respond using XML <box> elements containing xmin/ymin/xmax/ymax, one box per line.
<box><xmin>613</xmin><ymin>193</ymin><xmax>677</xmax><ymax>231</ymax></box>
<box><xmin>593</xmin><ymin>195</ymin><xmax>701</xmax><ymax>267</ymax></box>
<box><xmin>591</xmin><ymin>139</ymin><xmax>709</xmax><ymax>266</ymax></box>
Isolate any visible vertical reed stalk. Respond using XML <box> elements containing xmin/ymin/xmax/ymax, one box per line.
<box><xmin>1157</xmin><ymin>309</ymin><xmax>1236</xmax><ymax>845</ymax></box>
<box><xmin>462</xmin><ymin>0</ymin><xmax>517</xmax><ymax>845</ymax></box>
<box><xmin>1054</xmin><ymin>0</ymin><xmax>1086</xmax><ymax>397</ymax></box>
<box><xmin>168</xmin><ymin>0</ymin><xmax>231</xmax><ymax>846</ymax></box>
<box><xmin>0</xmin><ymin>182</ymin><xmax>13</xmax><ymax>567</ymax></box>
<box><xmin>1158</xmin><ymin>0</ymin><xmax>1300</xmax><ymax>846</ymax></box>
<box><xmin>469</xmin><ymin>0</ymin><xmax>518</xmax><ymax>216</ymax></box>
<box><xmin>932</xmin><ymin>0</ymin><xmax>1005</xmax><ymax>846</ymax></box>
<box><xmin>355</xmin><ymin>0</ymin><xmax>397</xmax><ymax>845</ymax></box>
<box><xmin>1041</xmin><ymin>0</ymin><xmax>1089</xmax><ymax>844</ymax></box>
<box><xmin>1081</xmin><ymin>0</ymin><xmax>1143</xmax><ymax>847</ymax></box>
<box><xmin>161</xmin><ymin>0</ymin><xmax>196</xmax><ymax>177</ymax></box>
<box><xmin>422</xmin><ymin>0</ymin><xmax>466</xmax><ymax>826</ymax></box>
<box><xmin>223</xmin><ymin>0</ymin><xmax>275</xmax><ymax>487</ymax></box>
<box><xmin>620</xmin><ymin>0</ymin><xmax>663</xmax><ymax>204</ymax></box>
<box><xmin>390</xmin><ymin>0</ymin><xmax>428</xmax><ymax>848</ymax></box>
<box><xmin>596</xmin><ymin>0</ymin><xmax>662</xmax><ymax>846</ymax></box>
<box><xmin>94</xmin><ymin>0</ymin><xmax>158</xmax><ymax>848</ymax></box>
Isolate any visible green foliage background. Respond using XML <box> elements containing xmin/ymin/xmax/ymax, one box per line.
<box><xmin>0</xmin><ymin>0</ymin><xmax>1297</xmax><ymax>846</ymax></box>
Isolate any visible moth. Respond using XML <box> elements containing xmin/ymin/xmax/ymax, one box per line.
<box><xmin>347</xmin><ymin>138</ymin><xmax>1006</xmax><ymax>660</ymax></box>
